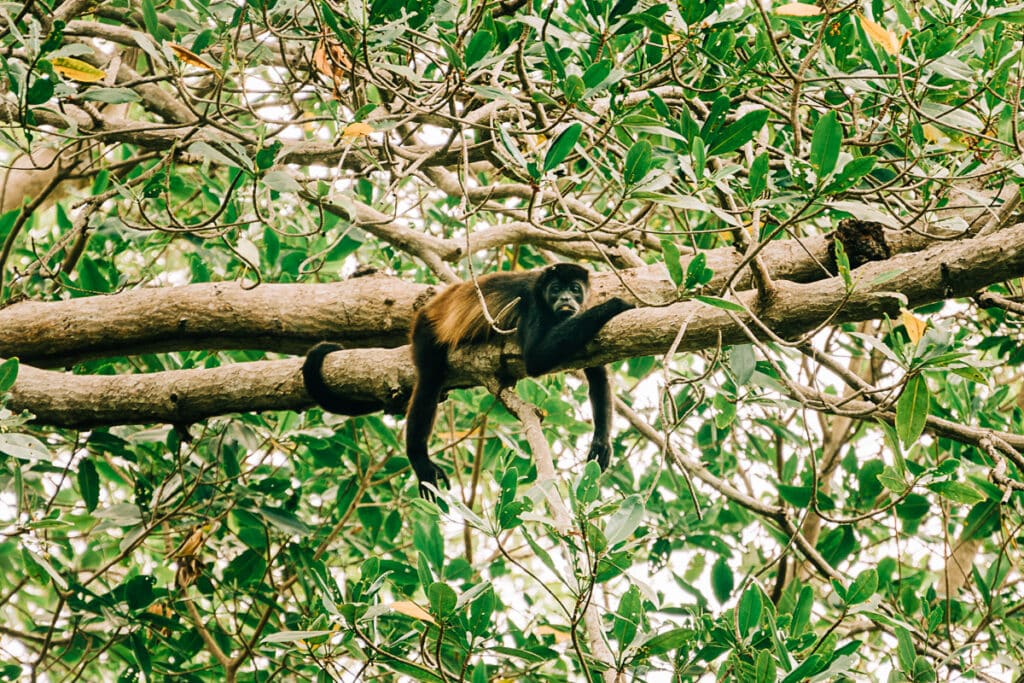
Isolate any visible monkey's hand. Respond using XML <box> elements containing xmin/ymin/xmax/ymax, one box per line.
<box><xmin>602</xmin><ymin>297</ymin><xmax>635</xmax><ymax>317</ymax></box>
<box><xmin>415</xmin><ymin>462</ymin><xmax>451</xmax><ymax>500</ymax></box>
<box><xmin>587</xmin><ymin>440</ymin><xmax>612</xmax><ymax>470</ymax></box>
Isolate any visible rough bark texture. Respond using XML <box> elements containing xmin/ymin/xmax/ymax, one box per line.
<box><xmin>8</xmin><ymin>222</ymin><xmax>1024</xmax><ymax>428</ymax></box>
<box><xmin>2</xmin><ymin>227</ymin><xmax>936</xmax><ymax>365</ymax></box>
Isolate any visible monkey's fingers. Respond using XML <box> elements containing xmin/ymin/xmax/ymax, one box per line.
<box><xmin>416</xmin><ymin>463</ymin><xmax>451</xmax><ymax>500</ymax></box>
<box><xmin>587</xmin><ymin>441</ymin><xmax>612</xmax><ymax>470</ymax></box>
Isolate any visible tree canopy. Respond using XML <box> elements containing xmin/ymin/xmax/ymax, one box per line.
<box><xmin>2</xmin><ymin>0</ymin><xmax>1024</xmax><ymax>681</ymax></box>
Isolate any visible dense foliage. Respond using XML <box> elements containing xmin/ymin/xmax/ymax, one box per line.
<box><xmin>2</xmin><ymin>0</ymin><xmax>1024</xmax><ymax>681</ymax></box>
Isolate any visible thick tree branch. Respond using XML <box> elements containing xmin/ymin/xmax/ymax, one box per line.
<box><xmin>1</xmin><ymin>274</ymin><xmax>426</xmax><ymax>365</ymax></box>
<box><xmin>2</xmin><ymin>227</ymin><xmax>940</xmax><ymax>365</ymax></box>
<box><xmin>8</xmin><ymin>222</ymin><xmax>1024</xmax><ymax>428</ymax></box>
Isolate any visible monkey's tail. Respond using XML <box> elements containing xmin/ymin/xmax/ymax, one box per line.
<box><xmin>302</xmin><ymin>342</ymin><xmax>383</xmax><ymax>416</ymax></box>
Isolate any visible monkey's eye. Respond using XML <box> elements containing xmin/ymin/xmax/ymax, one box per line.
<box><xmin>570</xmin><ymin>283</ymin><xmax>583</xmax><ymax>295</ymax></box>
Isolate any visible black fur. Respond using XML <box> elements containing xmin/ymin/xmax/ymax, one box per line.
<box><xmin>302</xmin><ymin>265</ymin><xmax>633</xmax><ymax>498</ymax></box>
<box><xmin>406</xmin><ymin>264</ymin><xmax>632</xmax><ymax>497</ymax></box>
<box><xmin>302</xmin><ymin>342</ymin><xmax>384</xmax><ymax>416</ymax></box>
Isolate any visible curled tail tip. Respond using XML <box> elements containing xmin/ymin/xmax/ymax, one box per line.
<box><xmin>302</xmin><ymin>341</ymin><xmax>343</xmax><ymax>405</ymax></box>
<box><xmin>302</xmin><ymin>342</ymin><xmax>384</xmax><ymax>416</ymax></box>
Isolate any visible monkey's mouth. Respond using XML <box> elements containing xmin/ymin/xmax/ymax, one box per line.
<box><xmin>556</xmin><ymin>304</ymin><xmax>577</xmax><ymax>314</ymax></box>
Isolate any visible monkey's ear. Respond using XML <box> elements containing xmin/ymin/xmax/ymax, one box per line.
<box><xmin>544</xmin><ymin>263</ymin><xmax>589</xmax><ymax>282</ymax></box>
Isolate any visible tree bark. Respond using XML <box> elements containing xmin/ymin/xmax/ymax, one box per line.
<box><xmin>8</xmin><ymin>222</ymin><xmax>1024</xmax><ymax>428</ymax></box>
<box><xmin>2</xmin><ymin>227</ymin><xmax>938</xmax><ymax>365</ymax></box>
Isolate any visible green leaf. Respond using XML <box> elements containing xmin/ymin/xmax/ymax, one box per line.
<box><xmin>613</xmin><ymin>585</ymin><xmax>641</xmax><ymax>645</ymax></box>
<box><xmin>684</xmin><ymin>251</ymin><xmax>713</xmax><ymax>289</ymax></box>
<box><xmin>582</xmin><ymin>59</ymin><xmax>611</xmax><ymax>89</ymax></box>
<box><xmin>827</xmin><ymin>155</ymin><xmax>876</xmax><ymax>193</ymax></box>
<box><xmin>0</xmin><ymin>433</ymin><xmax>51</xmax><ymax>461</ymax></box>
<box><xmin>662</xmin><ymin>239</ymin><xmax>683</xmax><ymax>286</ymax></box>
<box><xmin>413</xmin><ymin>520</ymin><xmax>445</xmax><ymax>570</ymax></box>
<box><xmin>125</xmin><ymin>575</ymin><xmax>156</xmax><ymax>610</ymax></box>
<box><xmin>780</xmin><ymin>654</ymin><xmax>825</xmax><ymax>683</ymax></box>
<box><xmin>130</xmin><ymin>631</ymin><xmax>152</xmax><ymax>677</ymax></box>
<box><xmin>544</xmin><ymin>123</ymin><xmax>582</xmax><ymax>171</ymax></box>
<box><xmin>810</xmin><ymin>111</ymin><xmax>842</xmax><ymax>178</ymax></box>
<box><xmin>777</xmin><ymin>484</ymin><xmax>812</xmax><ymax>508</ymax></box>
<box><xmin>730</xmin><ymin>344</ymin><xmax>755</xmax><ymax>386</ymax></box>
<box><xmin>623</xmin><ymin>140</ymin><xmax>652</xmax><ymax>186</ymax></box>
<box><xmin>748</xmin><ymin>152</ymin><xmax>769</xmax><ymax>197</ymax></box>
<box><xmin>737</xmin><ymin>583</ymin><xmax>763</xmax><ymax>637</ymax></box>
<box><xmin>896</xmin><ymin>493</ymin><xmax>930</xmax><ymax>520</ymax></box>
<box><xmin>497</xmin><ymin>468</ymin><xmax>528</xmax><ymax>530</ymax></box>
<box><xmin>427</xmin><ymin>581</ymin><xmax>457</xmax><ymax>618</ymax></box>
<box><xmin>77</xmin><ymin>458</ymin><xmax>100</xmax><ymax>512</ymax></box>
<box><xmin>711</xmin><ymin>556</ymin><xmax>734</xmax><ymax>603</ymax></box>
<box><xmin>574</xmin><ymin>460</ymin><xmax>602</xmax><ymax>506</ymax></box>
<box><xmin>141</xmin><ymin>0</ymin><xmax>162</xmax><ymax>40</ymax></box>
<box><xmin>468</xmin><ymin>585</ymin><xmax>494</xmax><ymax>637</ymax></box>
<box><xmin>896</xmin><ymin>374</ymin><xmax>929</xmax><ymax>446</ymax></box>
<box><xmin>497</xmin><ymin>126</ymin><xmax>529</xmax><ymax>169</ymax></box>
<box><xmin>926</xmin><ymin>481</ymin><xmax>985</xmax><ymax>505</ymax></box>
<box><xmin>188</xmin><ymin>141</ymin><xmax>243</xmax><ymax>169</ymax></box>
<box><xmin>544</xmin><ymin>42</ymin><xmax>565</xmax><ymax>80</ymax></box>
<box><xmin>26</xmin><ymin>76</ymin><xmax>55</xmax><ymax>105</ymax></box>
<box><xmin>817</xmin><ymin>525</ymin><xmax>857</xmax><ymax>566</ymax></box>
<box><xmin>713</xmin><ymin>392</ymin><xmax>736</xmax><ymax>429</ymax></box>
<box><xmin>262</xmin><ymin>629</ymin><xmax>335</xmax><ymax>644</ymax></box>
<box><xmin>857</xmin><ymin>459</ymin><xmax>885</xmax><ymax>501</ymax></box>
<box><xmin>694</xmin><ymin>295</ymin><xmax>746</xmax><ymax>312</ymax></box>
<box><xmin>76</xmin><ymin>257</ymin><xmax>108</xmax><ymax>293</ymax></box>
<box><xmin>912</xmin><ymin>655</ymin><xmax>937</xmax><ymax>682</ymax></box>
<box><xmin>755</xmin><ymin>650</ymin><xmax>777</xmax><ymax>683</ymax></box>
<box><xmin>79</xmin><ymin>87</ymin><xmax>142</xmax><ymax>104</ymax></box>
<box><xmin>464</xmin><ymin>30</ymin><xmax>494</xmax><ymax>67</ymax></box>
<box><xmin>790</xmin><ymin>585</ymin><xmax>813</xmax><ymax>635</ymax></box>
<box><xmin>707</xmin><ymin>109</ymin><xmax>769</xmax><ymax>156</ymax></box>
<box><xmin>691</xmin><ymin>136</ymin><xmax>706</xmax><ymax>179</ymax></box>
<box><xmin>0</xmin><ymin>357</ymin><xmax>18</xmax><ymax>393</ymax></box>
<box><xmin>845</xmin><ymin>568</ymin><xmax>878</xmax><ymax>605</ymax></box>
<box><xmin>257</xmin><ymin>506</ymin><xmax>310</xmax><ymax>536</ymax></box>
<box><xmin>894</xmin><ymin>626</ymin><xmax>916</xmax><ymax>670</ymax></box>
<box><xmin>562</xmin><ymin>74</ymin><xmax>585</xmax><ymax>104</ymax></box>
<box><xmin>376</xmin><ymin>652</ymin><xmax>445</xmax><ymax>683</ymax></box>
<box><xmin>604</xmin><ymin>494</ymin><xmax>645</xmax><ymax>547</ymax></box>
<box><xmin>640</xmin><ymin>627</ymin><xmax>690</xmax><ymax>656</ymax></box>
<box><xmin>263</xmin><ymin>171</ymin><xmax>303</xmax><ymax>193</ymax></box>
<box><xmin>256</xmin><ymin>141</ymin><xmax>282</xmax><ymax>170</ymax></box>
<box><xmin>832</xmin><ymin>236</ymin><xmax>852</xmax><ymax>288</ymax></box>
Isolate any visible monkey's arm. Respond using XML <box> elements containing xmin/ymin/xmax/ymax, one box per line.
<box><xmin>521</xmin><ymin>298</ymin><xmax>633</xmax><ymax>376</ymax></box>
<box><xmin>583</xmin><ymin>365</ymin><xmax>614</xmax><ymax>469</ymax></box>
<box><xmin>302</xmin><ymin>342</ymin><xmax>385</xmax><ymax>416</ymax></box>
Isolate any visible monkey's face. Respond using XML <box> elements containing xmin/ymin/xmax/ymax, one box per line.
<box><xmin>543</xmin><ymin>277</ymin><xmax>586</xmax><ymax>319</ymax></box>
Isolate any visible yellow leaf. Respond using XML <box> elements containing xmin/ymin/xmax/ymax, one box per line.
<box><xmin>857</xmin><ymin>12</ymin><xmax>900</xmax><ymax>55</ymax></box>
<box><xmin>342</xmin><ymin>122</ymin><xmax>374</xmax><ymax>138</ymax></box>
<box><xmin>776</xmin><ymin>3</ymin><xmax>823</xmax><ymax>17</ymax></box>
<box><xmin>390</xmin><ymin>601</ymin><xmax>436</xmax><ymax>624</ymax></box>
<box><xmin>51</xmin><ymin>57</ymin><xmax>106</xmax><ymax>83</ymax></box>
<box><xmin>535</xmin><ymin>624</ymin><xmax>571</xmax><ymax>643</ymax></box>
<box><xmin>168</xmin><ymin>43</ymin><xmax>217</xmax><ymax>71</ymax></box>
<box><xmin>901</xmin><ymin>311</ymin><xmax>927</xmax><ymax>343</ymax></box>
<box><xmin>921</xmin><ymin>124</ymin><xmax>946</xmax><ymax>143</ymax></box>
<box><xmin>314</xmin><ymin>40</ymin><xmax>352</xmax><ymax>77</ymax></box>
<box><xmin>171</xmin><ymin>528</ymin><xmax>206</xmax><ymax>558</ymax></box>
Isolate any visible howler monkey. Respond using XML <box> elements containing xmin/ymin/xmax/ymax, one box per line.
<box><xmin>303</xmin><ymin>264</ymin><xmax>633</xmax><ymax>497</ymax></box>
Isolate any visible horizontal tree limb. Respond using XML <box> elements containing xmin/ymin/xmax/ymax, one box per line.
<box><xmin>2</xmin><ymin>228</ymin><xmax>935</xmax><ymax>366</ymax></box>
<box><xmin>8</xmin><ymin>222</ymin><xmax>1024</xmax><ymax>429</ymax></box>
